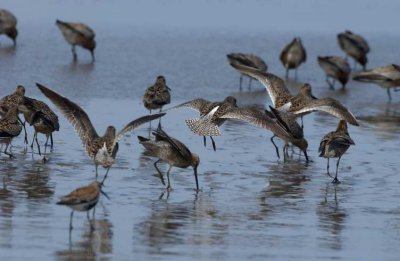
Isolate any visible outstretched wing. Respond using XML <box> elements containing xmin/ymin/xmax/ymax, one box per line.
<box><xmin>36</xmin><ymin>83</ymin><xmax>98</xmax><ymax>152</ymax></box>
<box><xmin>116</xmin><ymin>113</ymin><xmax>166</xmax><ymax>141</ymax></box>
<box><xmin>291</xmin><ymin>98</ymin><xmax>359</xmax><ymax>126</ymax></box>
<box><xmin>165</xmin><ymin>98</ymin><xmax>212</xmax><ymax>116</ymax></box>
<box><xmin>228</xmin><ymin>63</ymin><xmax>291</xmax><ymax>107</ymax></box>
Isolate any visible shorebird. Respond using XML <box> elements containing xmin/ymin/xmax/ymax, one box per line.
<box><xmin>0</xmin><ymin>9</ymin><xmax>17</xmax><ymax>46</ymax></box>
<box><xmin>138</xmin><ymin>124</ymin><xmax>199</xmax><ymax>190</ymax></box>
<box><xmin>0</xmin><ymin>106</ymin><xmax>22</xmax><ymax>157</ymax></box>
<box><xmin>56</xmin><ymin>181</ymin><xmax>109</xmax><ymax>230</ymax></box>
<box><xmin>36</xmin><ymin>83</ymin><xmax>165</xmax><ymax>182</ymax></box>
<box><xmin>228</xmin><ymin>63</ymin><xmax>359</xmax><ymax>126</ymax></box>
<box><xmin>319</xmin><ymin>120</ymin><xmax>355</xmax><ymax>183</ymax></box>
<box><xmin>18</xmin><ymin>97</ymin><xmax>60</xmax><ymax>161</ymax></box>
<box><xmin>317</xmin><ymin>56</ymin><xmax>351</xmax><ymax>89</ymax></box>
<box><xmin>220</xmin><ymin>106</ymin><xmax>309</xmax><ymax>162</ymax></box>
<box><xmin>227</xmin><ymin>53</ymin><xmax>268</xmax><ymax>90</ymax></box>
<box><xmin>56</xmin><ymin>19</ymin><xmax>96</xmax><ymax>62</ymax></box>
<box><xmin>353</xmin><ymin>64</ymin><xmax>400</xmax><ymax>101</ymax></box>
<box><xmin>143</xmin><ymin>75</ymin><xmax>171</xmax><ymax>115</ymax></box>
<box><xmin>280</xmin><ymin>37</ymin><xmax>306</xmax><ymax>79</ymax></box>
<box><xmin>337</xmin><ymin>30</ymin><xmax>369</xmax><ymax>70</ymax></box>
<box><xmin>0</xmin><ymin>85</ymin><xmax>28</xmax><ymax>144</ymax></box>
<box><xmin>168</xmin><ymin>96</ymin><xmax>237</xmax><ymax>151</ymax></box>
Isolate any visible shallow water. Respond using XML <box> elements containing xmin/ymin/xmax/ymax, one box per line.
<box><xmin>1</xmin><ymin>1</ymin><xmax>400</xmax><ymax>260</ymax></box>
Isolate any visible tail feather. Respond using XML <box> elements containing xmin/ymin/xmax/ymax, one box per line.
<box><xmin>185</xmin><ymin>118</ymin><xmax>221</xmax><ymax>136</ymax></box>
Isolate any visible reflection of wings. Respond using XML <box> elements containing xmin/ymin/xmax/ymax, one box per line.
<box><xmin>116</xmin><ymin>113</ymin><xmax>165</xmax><ymax>141</ymax></box>
<box><xmin>228</xmin><ymin>63</ymin><xmax>291</xmax><ymax>107</ymax></box>
<box><xmin>36</xmin><ymin>83</ymin><xmax>98</xmax><ymax>154</ymax></box>
<box><xmin>290</xmin><ymin>98</ymin><xmax>359</xmax><ymax>126</ymax></box>
<box><xmin>152</xmin><ymin>126</ymin><xmax>192</xmax><ymax>162</ymax></box>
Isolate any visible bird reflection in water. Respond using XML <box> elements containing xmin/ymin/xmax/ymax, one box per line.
<box><xmin>258</xmin><ymin>161</ymin><xmax>310</xmax><ymax>215</ymax></box>
<box><xmin>55</xmin><ymin>216</ymin><xmax>113</xmax><ymax>260</ymax></box>
<box><xmin>316</xmin><ymin>185</ymin><xmax>347</xmax><ymax>251</ymax></box>
<box><xmin>136</xmin><ymin>192</ymin><xmax>226</xmax><ymax>257</ymax></box>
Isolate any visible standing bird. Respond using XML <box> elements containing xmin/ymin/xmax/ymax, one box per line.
<box><xmin>319</xmin><ymin>120</ymin><xmax>355</xmax><ymax>183</ymax></box>
<box><xmin>280</xmin><ymin>37</ymin><xmax>307</xmax><ymax>79</ymax></box>
<box><xmin>337</xmin><ymin>30</ymin><xmax>369</xmax><ymax>71</ymax></box>
<box><xmin>138</xmin><ymin>125</ymin><xmax>200</xmax><ymax>191</ymax></box>
<box><xmin>317</xmin><ymin>56</ymin><xmax>351</xmax><ymax>89</ymax></box>
<box><xmin>143</xmin><ymin>75</ymin><xmax>171</xmax><ymax>115</ymax></box>
<box><xmin>219</xmin><ymin>106</ymin><xmax>309</xmax><ymax>162</ymax></box>
<box><xmin>0</xmin><ymin>9</ymin><xmax>17</xmax><ymax>46</ymax></box>
<box><xmin>56</xmin><ymin>19</ymin><xmax>96</xmax><ymax>62</ymax></box>
<box><xmin>0</xmin><ymin>85</ymin><xmax>28</xmax><ymax>144</ymax></box>
<box><xmin>0</xmin><ymin>106</ymin><xmax>22</xmax><ymax>157</ymax></box>
<box><xmin>230</xmin><ymin>63</ymin><xmax>359</xmax><ymax>127</ymax></box>
<box><xmin>36</xmin><ymin>83</ymin><xmax>165</xmax><ymax>183</ymax></box>
<box><xmin>56</xmin><ymin>181</ymin><xmax>109</xmax><ymax>230</ymax></box>
<box><xmin>353</xmin><ymin>64</ymin><xmax>400</xmax><ymax>101</ymax></box>
<box><xmin>227</xmin><ymin>53</ymin><xmax>268</xmax><ymax>91</ymax></box>
<box><xmin>168</xmin><ymin>96</ymin><xmax>237</xmax><ymax>151</ymax></box>
<box><xmin>18</xmin><ymin>97</ymin><xmax>60</xmax><ymax>161</ymax></box>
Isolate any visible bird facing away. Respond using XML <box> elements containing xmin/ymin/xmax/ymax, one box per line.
<box><xmin>56</xmin><ymin>19</ymin><xmax>96</xmax><ymax>62</ymax></box>
<box><xmin>143</xmin><ymin>75</ymin><xmax>171</xmax><ymax>113</ymax></box>
<box><xmin>317</xmin><ymin>56</ymin><xmax>351</xmax><ymax>89</ymax></box>
<box><xmin>0</xmin><ymin>85</ymin><xmax>28</xmax><ymax>144</ymax></box>
<box><xmin>56</xmin><ymin>181</ymin><xmax>109</xmax><ymax>230</ymax></box>
<box><xmin>337</xmin><ymin>30</ymin><xmax>369</xmax><ymax>70</ymax></box>
<box><xmin>138</xmin><ymin>124</ymin><xmax>200</xmax><ymax>191</ymax></box>
<box><xmin>353</xmin><ymin>64</ymin><xmax>400</xmax><ymax>101</ymax></box>
<box><xmin>319</xmin><ymin>120</ymin><xmax>355</xmax><ymax>183</ymax></box>
<box><xmin>227</xmin><ymin>53</ymin><xmax>268</xmax><ymax>91</ymax></box>
<box><xmin>219</xmin><ymin>106</ymin><xmax>309</xmax><ymax>163</ymax></box>
<box><xmin>0</xmin><ymin>106</ymin><xmax>22</xmax><ymax>157</ymax></box>
<box><xmin>18</xmin><ymin>97</ymin><xmax>60</xmax><ymax>161</ymax></box>
<box><xmin>280</xmin><ymin>37</ymin><xmax>307</xmax><ymax>79</ymax></box>
<box><xmin>0</xmin><ymin>9</ymin><xmax>17</xmax><ymax>46</ymax></box>
<box><xmin>168</xmin><ymin>96</ymin><xmax>238</xmax><ymax>151</ymax></box>
<box><xmin>36</xmin><ymin>83</ymin><xmax>166</xmax><ymax>183</ymax></box>
<box><xmin>229</xmin><ymin>63</ymin><xmax>359</xmax><ymax>126</ymax></box>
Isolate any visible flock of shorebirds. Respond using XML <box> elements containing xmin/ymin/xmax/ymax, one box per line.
<box><xmin>1</xmin><ymin>8</ymin><xmax>399</xmax><ymax>230</ymax></box>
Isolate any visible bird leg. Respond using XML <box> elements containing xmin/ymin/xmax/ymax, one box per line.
<box><xmin>69</xmin><ymin>210</ymin><xmax>74</xmax><ymax>230</ymax></box>
<box><xmin>326</xmin><ymin>76</ymin><xmax>335</xmax><ymax>90</ymax></box>
<box><xmin>239</xmin><ymin>75</ymin><xmax>243</xmax><ymax>91</ymax></box>
<box><xmin>35</xmin><ymin>132</ymin><xmax>41</xmax><ymax>156</ymax></box>
<box><xmin>71</xmin><ymin>45</ymin><xmax>77</xmax><ymax>61</ymax></box>
<box><xmin>210</xmin><ymin>136</ymin><xmax>216</xmax><ymax>151</ymax></box>
<box><xmin>87</xmin><ymin>211</ymin><xmax>95</xmax><ymax>231</ymax></box>
<box><xmin>3</xmin><ymin>143</ymin><xmax>13</xmax><ymax>158</ymax></box>
<box><xmin>332</xmin><ymin>157</ymin><xmax>342</xmax><ymax>184</ymax></box>
<box><xmin>101</xmin><ymin>167</ymin><xmax>111</xmax><ymax>184</ymax></box>
<box><xmin>387</xmin><ymin>88</ymin><xmax>392</xmax><ymax>101</ymax></box>
<box><xmin>203</xmin><ymin>136</ymin><xmax>207</xmax><ymax>147</ymax></box>
<box><xmin>95</xmin><ymin>164</ymin><xmax>99</xmax><ymax>180</ymax></box>
<box><xmin>17</xmin><ymin>117</ymin><xmax>28</xmax><ymax>144</ymax></box>
<box><xmin>30</xmin><ymin>131</ymin><xmax>36</xmax><ymax>149</ymax></box>
<box><xmin>301</xmin><ymin>116</ymin><xmax>304</xmax><ymax>129</ymax></box>
<box><xmin>270</xmin><ymin>135</ymin><xmax>280</xmax><ymax>159</ymax></box>
<box><xmin>326</xmin><ymin>158</ymin><xmax>331</xmax><ymax>176</ymax></box>
<box><xmin>153</xmin><ymin>159</ymin><xmax>165</xmax><ymax>185</ymax></box>
<box><xmin>248</xmin><ymin>78</ymin><xmax>252</xmax><ymax>90</ymax></box>
<box><xmin>283</xmin><ymin>144</ymin><xmax>288</xmax><ymax>163</ymax></box>
<box><xmin>50</xmin><ymin>133</ymin><xmax>54</xmax><ymax>149</ymax></box>
<box><xmin>166</xmin><ymin>165</ymin><xmax>173</xmax><ymax>190</ymax></box>
<box><xmin>43</xmin><ymin>135</ymin><xmax>49</xmax><ymax>162</ymax></box>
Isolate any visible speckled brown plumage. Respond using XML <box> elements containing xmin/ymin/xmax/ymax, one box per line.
<box><xmin>353</xmin><ymin>64</ymin><xmax>400</xmax><ymax>101</ymax></box>
<box><xmin>318</xmin><ymin>56</ymin><xmax>351</xmax><ymax>89</ymax></box>
<box><xmin>37</xmin><ymin>83</ymin><xmax>165</xmax><ymax>182</ymax></box>
<box><xmin>280</xmin><ymin>37</ymin><xmax>307</xmax><ymax>78</ymax></box>
<box><xmin>0</xmin><ymin>9</ymin><xmax>17</xmax><ymax>46</ymax></box>
<box><xmin>227</xmin><ymin>53</ymin><xmax>268</xmax><ymax>90</ymax></box>
<box><xmin>138</xmin><ymin>124</ymin><xmax>199</xmax><ymax>190</ymax></box>
<box><xmin>143</xmin><ymin>75</ymin><xmax>171</xmax><ymax>112</ymax></box>
<box><xmin>337</xmin><ymin>30</ymin><xmax>369</xmax><ymax>70</ymax></box>
<box><xmin>56</xmin><ymin>19</ymin><xmax>96</xmax><ymax>62</ymax></box>
<box><xmin>319</xmin><ymin>120</ymin><xmax>355</xmax><ymax>183</ymax></box>
<box><xmin>0</xmin><ymin>106</ymin><xmax>22</xmax><ymax>157</ymax></box>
